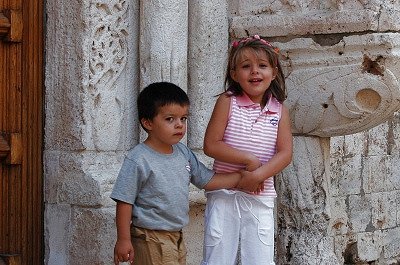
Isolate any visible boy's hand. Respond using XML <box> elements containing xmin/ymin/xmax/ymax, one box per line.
<box><xmin>114</xmin><ymin>239</ymin><xmax>134</xmax><ymax>264</ymax></box>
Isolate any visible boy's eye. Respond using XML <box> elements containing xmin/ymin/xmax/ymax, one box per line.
<box><xmin>166</xmin><ymin>117</ymin><xmax>174</xmax><ymax>122</ymax></box>
<box><xmin>181</xmin><ymin>117</ymin><xmax>188</xmax><ymax>122</ymax></box>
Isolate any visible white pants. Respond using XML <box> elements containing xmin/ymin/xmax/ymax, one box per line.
<box><xmin>201</xmin><ymin>190</ymin><xmax>275</xmax><ymax>265</ymax></box>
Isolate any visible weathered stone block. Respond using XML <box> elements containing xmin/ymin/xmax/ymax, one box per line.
<box><xmin>231</xmin><ymin>1</ymin><xmax>400</xmax><ymax>37</ymax></box>
<box><xmin>44</xmin><ymin>204</ymin><xmax>71</xmax><ymax>265</ymax></box>
<box><xmin>331</xmin><ymin>154</ymin><xmax>362</xmax><ymax>196</ymax></box>
<box><xmin>367</xmin><ymin>122</ymin><xmax>389</xmax><ymax>156</ymax></box>
<box><xmin>363</xmin><ymin>155</ymin><xmax>392</xmax><ymax>194</ymax></box>
<box><xmin>334</xmin><ymin>234</ymin><xmax>356</xmax><ymax>264</ymax></box>
<box><xmin>184</xmin><ymin>204</ymin><xmax>206</xmax><ymax>265</ymax></box>
<box><xmin>391</xmin><ymin>112</ymin><xmax>400</xmax><ymax>154</ymax></box>
<box><xmin>357</xmin><ymin>231</ymin><xmax>383</xmax><ymax>262</ymax></box>
<box><xmin>397</xmin><ymin>191</ymin><xmax>400</xmax><ymax>226</ymax></box>
<box><xmin>342</xmin><ymin>133</ymin><xmax>366</xmax><ymax>157</ymax></box>
<box><xmin>44</xmin><ymin>150</ymin><xmax>124</xmax><ymax>207</ymax></box>
<box><xmin>329</xmin><ymin>196</ymin><xmax>349</xmax><ymax>235</ymax></box>
<box><xmin>370</xmin><ymin>191</ymin><xmax>397</xmax><ymax>230</ymax></box>
<box><xmin>348</xmin><ymin>194</ymin><xmax>372</xmax><ymax>233</ymax></box>
<box><xmin>330</xmin><ymin>136</ymin><xmax>345</xmax><ymax>159</ymax></box>
<box><xmin>69</xmin><ymin>207</ymin><xmax>116</xmax><ymax>265</ymax></box>
<box><xmin>382</xmin><ymin>227</ymin><xmax>400</xmax><ymax>259</ymax></box>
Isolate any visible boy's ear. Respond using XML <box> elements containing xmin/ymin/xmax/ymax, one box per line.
<box><xmin>141</xmin><ymin>118</ymin><xmax>152</xmax><ymax>131</ymax></box>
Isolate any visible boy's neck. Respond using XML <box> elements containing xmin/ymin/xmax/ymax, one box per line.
<box><xmin>144</xmin><ymin>138</ymin><xmax>173</xmax><ymax>154</ymax></box>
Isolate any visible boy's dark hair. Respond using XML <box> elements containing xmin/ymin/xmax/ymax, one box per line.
<box><xmin>138</xmin><ymin>82</ymin><xmax>190</xmax><ymax>129</ymax></box>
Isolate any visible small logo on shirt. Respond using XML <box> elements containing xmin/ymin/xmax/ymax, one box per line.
<box><xmin>270</xmin><ymin>117</ymin><xmax>279</xmax><ymax>126</ymax></box>
<box><xmin>185</xmin><ymin>164</ymin><xmax>191</xmax><ymax>172</ymax></box>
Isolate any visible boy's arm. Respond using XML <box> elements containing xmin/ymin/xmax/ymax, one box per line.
<box><xmin>204</xmin><ymin>94</ymin><xmax>261</xmax><ymax>171</ymax></box>
<box><xmin>114</xmin><ymin>201</ymin><xmax>134</xmax><ymax>265</ymax></box>
<box><xmin>203</xmin><ymin>171</ymin><xmax>241</xmax><ymax>191</ymax></box>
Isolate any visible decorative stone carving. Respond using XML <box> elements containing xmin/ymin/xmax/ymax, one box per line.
<box><xmin>282</xmin><ymin>37</ymin><xmax>400</xmax><ymax>137</ymax></box>
<box><xmin>88</xmin><ymin>0</ymin><xmax>128</xmax><ymax>150</ymax></box>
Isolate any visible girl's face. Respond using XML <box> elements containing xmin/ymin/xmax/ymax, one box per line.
<box><xmin>142</xmin><ymin>103</ymin><xmax>189</xmax><ymax>154</ymax></box>
<box><xmin>230</xmin><ymin>48</ymin><xmax>277</xmax><ymax>104</ymax></box>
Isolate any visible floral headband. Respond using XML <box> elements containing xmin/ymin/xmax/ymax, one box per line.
<box><xmin>231</xmin><ymin>35</ymin><xmax>279</xmax><ymax>54</ymax></box>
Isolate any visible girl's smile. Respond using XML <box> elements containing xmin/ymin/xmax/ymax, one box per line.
<box><xmin>231</xmin><ymin>48</ymin><xmax>277</xmax><ymax>105</ymax></box>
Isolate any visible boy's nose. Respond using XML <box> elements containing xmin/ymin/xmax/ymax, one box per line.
<box><xmin>176</xmin><ymin>120</ymin><xmax>184</xmax><ymax>128</ymax></box>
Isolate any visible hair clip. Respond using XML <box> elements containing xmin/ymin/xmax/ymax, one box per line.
<box><xmin>231</xmin><ymin>35</ymin><xmax>275</xmax><ymax>49</ymax></box>
<box><xmin>231</xmin><ymin>35</ymin><xmax>280</xmax><ymax>55</ymax></box>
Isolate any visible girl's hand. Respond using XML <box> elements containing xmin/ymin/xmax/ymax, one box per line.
<box><xmin>114</xmin><ymin>239</ymin><xmax>134</xmax><ymax>264</ymax></box>
<box><xmin>245</xmin><ymin>154</ymin><xmax>261</xmax><ymax>172</ymax></box>
<box><xmin>237</xmin><ymin>169</ymin><xmax>264</xmax><ymax>193</ymax></box>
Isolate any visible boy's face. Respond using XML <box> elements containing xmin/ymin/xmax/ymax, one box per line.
<box><xmin>142</xmin><ymin>103</ymin><xmax>189</xmax><ymax>153</ymax></box>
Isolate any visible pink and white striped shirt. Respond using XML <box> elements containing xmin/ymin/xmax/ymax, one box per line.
<box><xmin>213</xmin><ymin>93</ymin><xmax>282</xmax><ymax>197</ymax></box>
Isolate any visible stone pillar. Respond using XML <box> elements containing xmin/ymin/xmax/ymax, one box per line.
<box><xmin>277</xmin><ymin>136</ymin><xmax>338</xmax><ymax>264</ymax></box>
<box><xmin>44</xmin><ymin>0</ymin><xmax>139</xmax><ymax>263</ymax></box>
<box><xmin>187</xmin><ymin>0</ymin><xmax>229</xmax><ymax>150</ymax></box>
<box><xmin>186</xmin><ymin>1</ymin><xmax>229</xmax><ymax>263</ymax></box>
<box><xmin>139</xmin><ymin>0</ymin><xmax>188</xmax><ymax>89</ymax></box>
<box><xmin>138</xmin><ymin>0</ymin><xmax>188</xmax><ymax>143</ymax></box>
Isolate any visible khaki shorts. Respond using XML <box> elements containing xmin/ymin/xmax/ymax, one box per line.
<box><xmin>131</xmin><ymin>226</ymin><xmax>187</xmax><ymax>265</ymax></box>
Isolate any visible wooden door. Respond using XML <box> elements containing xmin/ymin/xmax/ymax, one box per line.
<box><xmin>0</xmin><ymin>0</ymin><xmax>44</xmax><ymax>264</ymax></box>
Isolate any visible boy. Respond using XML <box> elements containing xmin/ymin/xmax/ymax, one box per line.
<box><xmin>111</xmin><ymin>82</ymin><xmax>242</xmax><ymax>265</ymax></box>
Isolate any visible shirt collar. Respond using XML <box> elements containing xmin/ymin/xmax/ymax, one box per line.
<box><xmin>236</xmin><ymin>93</ymin><xmax>280</xmax><ymax>113</ymax></box>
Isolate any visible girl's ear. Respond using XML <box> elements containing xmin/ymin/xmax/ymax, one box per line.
<box><xmin>272</xmin><ymin>67</ymin><xmax>278</xmax><ymax>80</ymax></box>
<box><xmin>141</xmin><ymin>118</ymin><xmax>152</xmax><ymax>131</ymax></box>
<box><xmin>230</xmin><ymin>69</ymin><xmax>238</xmax><ymax>82</ymax></box>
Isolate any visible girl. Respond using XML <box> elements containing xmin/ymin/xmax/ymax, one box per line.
<box><xmin>201</xmin><ymin>35</ymin><xmax>293</xmax><ymax>265</ymax></box>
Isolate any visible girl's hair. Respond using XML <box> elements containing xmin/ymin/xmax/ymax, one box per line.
<box><xmin>225</xmin><ymin>35</ymin><xmax>287</xmax><ymax>105</ymax></box>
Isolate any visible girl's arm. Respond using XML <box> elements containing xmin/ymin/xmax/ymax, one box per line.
<box><xmin>236</xmin><ymin>105</ymin><xmax>293</xmax><ymax>191</ymax></box>
<box><xmin>204</xmin><ymin>94</ymin><xmax>261</xmax><ymax>170</ymax></box>
<box><xmin>114</xmin><ymin>201</ymin><xmax>134</xmax><ymax>264</ymax></box>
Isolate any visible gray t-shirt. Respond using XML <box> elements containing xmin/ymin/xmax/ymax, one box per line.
<box><xmin>110</xmin><ymin>142</ymin><xmax>214</xmax><ymax>231</ymax></box>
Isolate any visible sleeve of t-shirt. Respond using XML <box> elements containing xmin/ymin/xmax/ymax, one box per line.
<box><xmin>185</xmin><ymin>146</ymin><xmax>215</xmax><ymax>189</ymax></box>
<box><xmin>110</xmin><ymin>156</ymin><xmax>142</xmax><ymax>204</ymax></box>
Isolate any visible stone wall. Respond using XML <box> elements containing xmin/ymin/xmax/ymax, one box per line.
<box><xmin>43</xmin><ymin>0</ymin><xmax>400</xmax><ymax>264</ymax></box>
<box><xmin>330</xmin><ymin>114</ymin><xmax>400</xmax><ymax>264</ymax></box>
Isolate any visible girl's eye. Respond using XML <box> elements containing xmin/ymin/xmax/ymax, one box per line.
<box><xmin>166</xmin><ymin>117</ymin><xmax>174</xmax><ymax>122</ymax></box>
<box><xmin>181</xmin><ymin>117</ymin><xmax>188</xmax><ymax>122</ymax></box>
